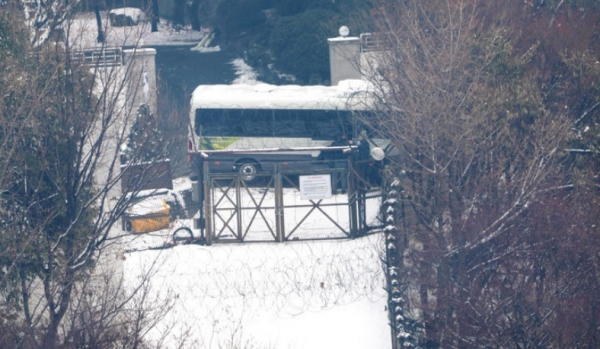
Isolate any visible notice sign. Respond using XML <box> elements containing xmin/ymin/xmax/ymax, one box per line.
<box><xmin>299</xmin><ymin>174</ymin><xmax>332</xmax><ymax>200</ymax></box>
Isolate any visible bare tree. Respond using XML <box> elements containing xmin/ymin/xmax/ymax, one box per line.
<box><xmin>173</xmin><ymin>0</ymin><xmax>186</xmax><ymax>28</ymax></box>
<box><xmin>18</xmin><ymin>0</ymin><xmax>82</xmax><ymax>45</ymax></box>
<box><xmin>0</xmin><ymin>4</ymin><xmax>183</xmax><ymax>348</ymax></box>
<box><xmin>361</xmin><ymin>0</ymin><xmax>600</xmax><ymax>347</ymax></box>
<box><xmin>188</xmin><ymin>0</ymin><xmax>203</xmax><ymax>31</ymax></box>
<box><xmin>91</xmin><ymin>0</ymin><xmax>105</xmax><ymax>43</ymax></box>
<box><xmin>146</xmin><ymin>0</ymin><xmax>160</xmax><ymax>32</ymax></box>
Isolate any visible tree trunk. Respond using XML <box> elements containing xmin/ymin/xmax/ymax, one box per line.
<box><xmin>94</xmin><ymin>6</ymin><xmax>105</xmax><ymax>43</ymax></box>
<box><xmin>189</xmin><ymin>0</ymin><xmax>202</xmax><ymax>31</ymax></box>
<box><xmin>151</xmin><ymin>0</ymin><xmax>160</xmax><ymax>32</ymax></box>
<box><xmin>173</xmin><ymin>0</ymin><xmax>185</xmax><ymax>27</ymax></box>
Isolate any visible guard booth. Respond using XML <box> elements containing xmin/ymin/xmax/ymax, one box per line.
<box><xmin>189</xmin><ymin>146</ymin><xmax>384</xmax><ymax>245</ymax></box>
<box><xmin>187</xmin><ymin>81</ymin><xmax>385</xmax><ymax>244</ymax></box>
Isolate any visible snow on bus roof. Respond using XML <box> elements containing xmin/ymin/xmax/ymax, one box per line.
<box><xmin>190</xmin><ymin>79</ymin><xmax>373</xmax><ymax>111</ymax></box>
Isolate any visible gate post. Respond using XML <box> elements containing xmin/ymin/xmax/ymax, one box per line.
<box><xmin>358</xmin><ymin>189</ymin><xmax>366</xmax><ymax>233</ymax></box>
<box><xmin>348</xmin><ymin>157</ymin><xmax>359</xmax><ymax>238</ymax></box>
<box><xmin>235</xmin><ymin>175</ymin><xmax>243</xmax><ymax>241</ymax></box>
<box><xmin>203</xmin><ymin>161</ymin><xmax>213</xmax><ymax>245</ymax></box>
<box><xmin>274</xmin><ymin>163</ymin><xmax>285</xmax><ymax>242</ymax></box>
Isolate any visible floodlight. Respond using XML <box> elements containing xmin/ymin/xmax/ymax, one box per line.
<box><xmin>371</xmin><ymin>147</ymin><xmax>385</xmax><ymax>161</ymax></box>
<box><xmin>339</xmin><ymin>26</ymin><xmax>350</xmax><ymax>37</ymax></box>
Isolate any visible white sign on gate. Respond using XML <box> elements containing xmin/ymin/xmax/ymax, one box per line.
<box><xmin>299</xmin><ymin>174</ymin><xmax>332</xmax><ymax>200</ymax></box>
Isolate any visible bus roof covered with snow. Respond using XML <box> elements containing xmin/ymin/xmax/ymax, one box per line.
<box><xmin>189</xmin><ymin>80</ymin><xmax>373</xmax><ymax>142</ymax></box>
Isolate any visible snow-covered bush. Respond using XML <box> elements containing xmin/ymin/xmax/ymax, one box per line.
<box><xmin>109</xmin><ymin>7</ymin><xmax>147</xmax><ymax>27</ymax></box>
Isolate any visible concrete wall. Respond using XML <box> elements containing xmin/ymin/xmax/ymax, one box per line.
<box><xmin>123</xmin><ymin>48</ymin><xmax>158</xmax><ymax>114</ymax></box>
<box><xmin>328</xmin><ymin>36</ymin><xmax>361</xmax><ymax>86</ymax></box>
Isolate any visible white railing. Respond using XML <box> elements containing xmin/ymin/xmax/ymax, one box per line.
<box><xmin>72</xmin><ymin>48</ymin><xmax>123</xmax><ymax>67</ymax></box>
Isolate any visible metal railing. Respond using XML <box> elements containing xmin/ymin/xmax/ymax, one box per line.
<box><xmin>72</xmin><ymin>48</ymin><xmax>123</xmax><ymax>67</ymax></box>
<box><xmin>360</xmin><ymin>33</ymin><xmax>393</xmax><ymax>53</ymax></box>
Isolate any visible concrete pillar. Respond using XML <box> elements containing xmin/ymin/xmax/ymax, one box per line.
<box><xmin>123</xmin><ymin>48</ymin><xmax>157</xmax><ymax>114</ymax></box>
<box><xmin>328</xmin><ymin>34</ymin><xmax>361</xmax><ymax>86</ymax></box>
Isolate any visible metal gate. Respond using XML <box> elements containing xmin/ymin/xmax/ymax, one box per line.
<box><xmin>196</xmin><ymin>160</ymin><xmax>383</xmax><ymax>244</ymax></box>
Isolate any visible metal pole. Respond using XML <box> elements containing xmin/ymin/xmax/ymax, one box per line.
<box><xmin>200</xmin><ymin>175</ymin><xmax>205</xmax><ymax>241</ymax></box>
<box><xmin>348</xmin><ymin>157</ymin><xmax>358</xmax><ymax>238</ymax></box>
<box><xmin>359</xmin><ymin>189</ymin><xmax>366</xmax><ymax>234</ymax></box>
<box><xmin>236</xmin><ymin>174</ymin><xmax>242</xmax><ymax>241</ymax></box>
<box><xmin>203</xmin><ymin>161</ymin><xmax>212</xmax><ymax>245</ymax></box>
<box><xmin>275</xmin><ymin>163</ymin><xmax>285</xmax><ymax>242</ymax></box>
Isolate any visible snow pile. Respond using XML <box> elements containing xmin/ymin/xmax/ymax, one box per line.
<box><xmin>109</xmin><ymin>7</ymin><xmax>147</xmax><ymax>26</ymax></box>
<box><xmin>231</xmin><ymin>58</ymin><xmax>259</xmax><ymax>84</ymax></box>
<box><xmin>127</xmin><ymin>196</ymin><xmax>169</xmax><ymax>217</ymax></box>
<box><xmin>190</xmin><ymin>45</ymin><xmax>221</xmax><ymax>53</ymax></box>
<box><xmin>190</xmin><ymin>30</ymin><xmax>220</xmax><ymax>53</ymax></box>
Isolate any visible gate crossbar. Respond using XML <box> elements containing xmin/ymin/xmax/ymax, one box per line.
<box><xmin>240</xmin><ymin>175</ymin><xmax>277</xmax><ymax>241</ymax></box>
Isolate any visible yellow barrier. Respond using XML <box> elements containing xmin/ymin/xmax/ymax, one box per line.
<box><xmin>127</xmin><ymin>200</ymin><xmax>171</xmax><ymax>233</ymax></box>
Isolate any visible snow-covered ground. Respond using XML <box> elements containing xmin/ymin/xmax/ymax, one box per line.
<box><xmin>125</xmin><ymin>235</ymin><xmax>389</xmax><ymax>349</ymax></box>
<box><xmin>67</xmin><ymin>11</ymin><xmax>208</xmax><ymax>50</ymax></box>
<box><xmin>123</xmin><ymin>176</ymin><xmax>391</xmax><ymax>349</ymax></box>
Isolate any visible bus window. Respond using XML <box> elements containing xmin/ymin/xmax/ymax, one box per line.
<box><xmin>195</xmin><ymin>108</ymin><xmax>355</xmax><ymax>140</ymax></box>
